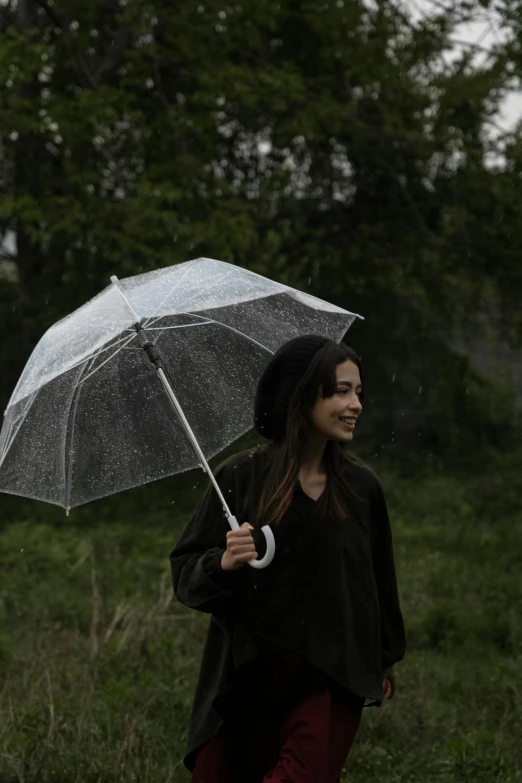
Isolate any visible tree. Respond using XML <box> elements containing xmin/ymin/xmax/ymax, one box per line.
<box><xmin>1</xmin><ymin>0</ymin><xmax>520</xmax><ymax>464</ymax></box>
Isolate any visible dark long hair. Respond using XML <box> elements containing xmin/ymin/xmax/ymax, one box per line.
<box><xmin>254</xmin><ymin>341</ymin><xmax>368</xmax><ymax>529</ymax></box>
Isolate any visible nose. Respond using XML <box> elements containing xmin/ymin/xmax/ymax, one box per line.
<box><xmin>348</xmin><ymin>392</ymin><xmax>362</xmax><ymax>413</ymax></box>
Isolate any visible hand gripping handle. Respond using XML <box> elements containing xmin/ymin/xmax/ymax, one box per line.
<box><xmin>227</xmin><ymin>515</ymin><xmax>275</xmax><ymax>569</ymax></box>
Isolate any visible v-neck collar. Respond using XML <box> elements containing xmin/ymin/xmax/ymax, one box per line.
<box><xmin>296</xmin><ymin>477</ymin><xmax>327</xmax><ymax>504</ymax></box>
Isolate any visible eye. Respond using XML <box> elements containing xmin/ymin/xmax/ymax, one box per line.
<box><xmin>337</xmin><ymin>387</ymin><xmax>363</xmax><ymax>398</ymax></box>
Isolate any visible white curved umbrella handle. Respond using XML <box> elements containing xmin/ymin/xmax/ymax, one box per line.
<box><xmin>228</xmin><ymin>515</ymin><xmax>275</xmax><ymax>569</ymax></box>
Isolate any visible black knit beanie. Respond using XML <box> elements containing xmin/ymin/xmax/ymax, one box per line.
<box><xmin>254</xmin><ymin>334</ymin><xmax>331</xmax><ymax>440</ymax></box>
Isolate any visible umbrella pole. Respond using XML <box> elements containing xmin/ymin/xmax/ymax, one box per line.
<box><xmin>143</xmin><ymin>342</ymin><xmax>275</xmax><ymax>570</ymax></box>
<box><xmin>146</xmin><ymin>348</ymin><xmax>234</xmax><ymax>523</ymax></box>
<box><xmin>109</xmin><ymin>276</ymin><xmax>275</xmax><ymax>569</ymax></box>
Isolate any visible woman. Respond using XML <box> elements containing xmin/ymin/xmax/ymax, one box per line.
<box><xmin>170</xmin><ymin>335</ymin><xmax>406</xmax><ymax>782</ymax></box>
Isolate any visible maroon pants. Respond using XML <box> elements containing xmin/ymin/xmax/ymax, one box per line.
<box><xmin>191</xmin><ymin>653</ymin><xmax>363</xmax><ymax>783</ymax></box>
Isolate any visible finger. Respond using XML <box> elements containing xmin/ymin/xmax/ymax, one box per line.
<box><xmin>230</xmin><ymin>534</ymin><xmax>255</xmax><ymax>545</ymax></box>
<box><xmin>229</xmin><ymin>540</ymin><xmax>258</xmax><ymax>552</ymax></box>
<box><xmin>227</xmin><ymin>534</ymin><xmax>254</xmax><ymax>546</ymax></box>
<box><xmin>237</xmin><ymin>550</ymin><xmax>259</xmax><ymax>562</ymax></box>
<box><xmin>228</xmin><ymin>527</ymin><xmax>255</xmax><ymax>539</ymax></box>
<box><xmin>230</xmin><ymin>544</ymin><xmax>258</xmax><ymax>556</ymax></box>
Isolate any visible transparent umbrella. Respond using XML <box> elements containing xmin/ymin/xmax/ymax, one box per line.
<box><xmin>0</xmin><ymin>258</ymin><xmax>363</xmax><ymax>569</ymax></box>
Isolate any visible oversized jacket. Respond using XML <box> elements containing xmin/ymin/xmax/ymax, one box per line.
<box><xmin>169</xmin><ymin>445</ymin><xmax>406</xmax><ymax>772</ymax></box>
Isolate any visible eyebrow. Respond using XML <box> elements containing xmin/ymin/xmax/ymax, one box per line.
<box><xmin>337</xmin><ymin>380</ymin><xmax>363</xmax><ymax>389</ymax></box>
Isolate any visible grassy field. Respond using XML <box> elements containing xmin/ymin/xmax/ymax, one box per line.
<box><xmin>0</xmin><ymin>446</ymin><xmax>521</xmax><ymax>782</ymax></box>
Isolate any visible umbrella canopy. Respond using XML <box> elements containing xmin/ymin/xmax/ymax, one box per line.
<box><xmin>0</xmin><ymin>258</ymin><xmax>362</xmax><ymax>511</ymax></box>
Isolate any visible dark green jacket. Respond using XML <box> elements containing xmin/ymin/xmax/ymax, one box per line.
<box><xmin>169</xmin><ymin>446</ymin><xmax>406</xmax><ymax>772</ymax></box>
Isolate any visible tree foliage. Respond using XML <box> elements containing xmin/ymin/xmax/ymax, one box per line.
<box><xmin>1</xmin><ymin>0</ymin><xmax>521</xmax><ymax>464</ymax></box>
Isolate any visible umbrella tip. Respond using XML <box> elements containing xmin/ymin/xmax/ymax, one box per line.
<box><xmin>110</xmin><ymin>275</ymin><xmax>119</xmax><ymax>285</ymax></box>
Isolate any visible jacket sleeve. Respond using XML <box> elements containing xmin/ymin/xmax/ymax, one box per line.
<box><xmin>169</xmin><ymin>462</ymin><xmax>242</xmax><ymax>617</ymax></box>
<box><xmin>370</xmin><ymin>477</ymin><xmax>406</xmax><ymax>670</ymax></box>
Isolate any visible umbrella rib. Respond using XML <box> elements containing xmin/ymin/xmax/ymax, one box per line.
<box><xmin>122</xmin><ymin>323</ymin><xmax>209</xmax><ymax>334</ymax></box>
<box><xmin>183</xmin><ymin>313</ymin><xmax>276</xmax><ymax>356</ymax></box>
<box><xmin>63</xmin><ymin>359</ymin><xmax>91</xmax><ymax>511</ymax></box>
<box><xmin>141</xmin><ymin>268</ymin><xmax>235</xmax><ymax>331</ymax></box>
<box><xmin>0</xmin><ymin>335</ymin><xmax>133</xmax><ymax>472</ymax></box>
<box><xmin>126</xmin><ymin>314</ymin><xmax>275</xmax><ymax>357</ymax></box>
<box><xmin>0</xmin><ymin>391</ymin><xmax>38</xmax><ymax>468</ymax></box>
<box><xmin>141</xmin><ymin>265</ymin><xmax>196</xmax><ymax>330</ymax></box>
<box><xmin>138</xmin><ymin>322</ymin><xmax>212</xmax><ymax>347</ymax></box>
<box><xmin>12</xmin><ymin>332</ymin><xmax>140</xmax><ymax>405</ymax></box>
<box><xmin>62</xmin><ymin>332</ymin><xmax>137</xmax><ymax>508</ymax></box>
<box><xmin>76</xmin><ymin>331</ymin><xmax>138</xmax><ymax>387</ymax></box>
<box><xmin>64</xmin><ymin>331</ymin><xmax>138</xmax><ymax>374</ymax></box>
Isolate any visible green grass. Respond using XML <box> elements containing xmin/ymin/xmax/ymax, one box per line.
<box><xmin>0</xmin><ymin>447</ymin><xmax>521</xmax><ymax>782</ymax></box>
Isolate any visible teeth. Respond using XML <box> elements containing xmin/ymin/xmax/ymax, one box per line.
<box><xmin>340</xmin><ymin>417</ymin><xmax>355</xmax><ymax>423</ymax></box>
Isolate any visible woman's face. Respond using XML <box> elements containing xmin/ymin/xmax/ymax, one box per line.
<box><xmin>308</xmin><ymin>360</ymin><xmax>363</xmax><ymax>442</ymax></box>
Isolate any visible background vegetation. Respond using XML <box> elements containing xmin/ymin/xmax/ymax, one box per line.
<box><xmin>1</xmin><ymin>439</ymin><xmax>521</xmax><ymax>781</ymax></box>
<box><xmin>0</xmin><ymin>0</ymin><xmax>521</xmax><ymax>780</ymax></box>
